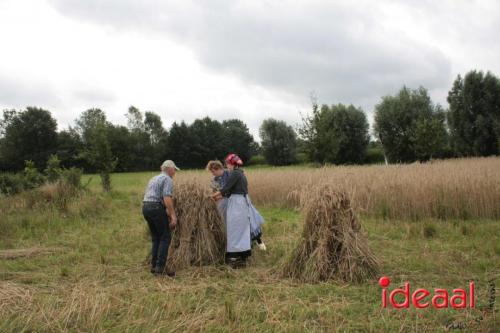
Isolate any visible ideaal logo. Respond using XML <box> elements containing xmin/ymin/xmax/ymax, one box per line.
<box><xmin>379</xmin><ymin>276</ymin><xmax>475</xmax><ymax>309</ymax></box>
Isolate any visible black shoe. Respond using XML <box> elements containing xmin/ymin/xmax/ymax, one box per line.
<box><xmin>154</xmin><ymin>266</ymin><xmax>176</xmax><ymax>277</ymax></box>
<box><xmin>227</xmin><ymin>258</ymin><xmax>246</xmax><ymax>269</ymax></box>
<box><xmin>150</xmin><ymin>266</ymin><xmax>155</xmax><ymax>274</ymax></box>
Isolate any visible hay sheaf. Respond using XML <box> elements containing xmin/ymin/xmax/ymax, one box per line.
<box><xmin>167</xmin><ymin>182</ymin><xmax>226</xmax><ymax>271</ymax></box>
<box><xmin>283</xmin><ymin>185</ymin><xmax>379</xmax><ymax>283</ymax></box>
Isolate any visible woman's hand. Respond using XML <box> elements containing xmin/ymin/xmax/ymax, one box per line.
<box><xmin>211</xmin><ymin>191</ymin><xmax>222</xmax><ymax>201</ymax></box>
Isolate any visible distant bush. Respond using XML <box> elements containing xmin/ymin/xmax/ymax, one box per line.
<box><xmin>16</xmin><ymin>169</ymin><xmax>83</xmax><ymax>211</ymax></box>
<box><xmin>248</xmin><ymin>154</ymin><xmax>266</xmax><ymax>166</ymax></box>
<box><xmin>23</xmin><ymin>160</ymin><xmax>46</xmax><ymax>189</ymax></box>
<box><xmin>45</xmin><ymin>154</ymin><xmax>62</xmax><ymax>183</ymax></box>
<box><xmin>295</xmin><ymin>153</ymin><xmax>309</xmax><ymax>164</ymax></box>
<box><xmin>0</xmin><ymin>159</ymin><xmax>82</xmax><ymax>198</ymax></box>
<box><xmin>0</xmin><ymin>173</ymin><xmax>26</xmax><ymax>195</ymax></box>
<box><xmin>365</xmin><ymin>147</ymin><xmax>385</xmax><ymax>164</ymax></box>
<box><xmin>0</xmin><ymin>161</ymin><xmax>46</xmax><ymax>195</ymax></box>
<box><xmin>61</xmin><ymin>167</ymin><xmax>83</xmax><ymax>189</ymax></box>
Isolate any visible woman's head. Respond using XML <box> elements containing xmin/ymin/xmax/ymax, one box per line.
<box><xmin>206</xmin><ymin>160</ymin><xmax>224</xmax><ymax>177</ymax></box>
<box><xmin>224</xmin><ymin>153</ymin><xmax>243</xmax><ymax>170</ymax></box>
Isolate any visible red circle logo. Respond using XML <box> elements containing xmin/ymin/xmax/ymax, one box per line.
<box><xmin>379</xmin><ymin>276</ymin><xmax>391</xmax><ymax>288</ymax></box>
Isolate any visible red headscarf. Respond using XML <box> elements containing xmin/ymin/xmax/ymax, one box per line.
<box><xmin>225</xmin><ymin>153</ymin><xmax>243</xmax><ymax>166</ymax></box>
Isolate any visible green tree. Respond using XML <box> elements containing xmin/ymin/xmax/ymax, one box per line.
<box><xmin>125</xmin><ymin>106</ymin><xmax>152</xmax><ymax>170</ymax></box>
<box><xmin>301</xmin><ymin>103</ymin><xmax>369</xmax><ymax>164</ymax></box>
<box><xmin>0</xmin><ymin>107</ymin><xmax>58</xmax><ymax>171</ymax></box>
<box><xmin>144</xmin><ymin>111</ymin><xmax>167</xmax><ymax>145</ymax></box>
<box><xmin>0</xmin><ymin>109</ymin><xmax>16</xmax><ymax>137</ymax></box>
<box><xmin>447</xmin><ymin>70</ymin><xmax>500</xmax><ymax>156</ymax></box>
<box><xmin>221</xmin><ymin>119</ymin><xmax>256</xmax><ymax>163</ymax></box>
<box><xmin>56</xmin><ymin>128</ymin><xmax>84</xmax><ymax>169</ymax></box>
<box><xmin>125</xmin><ymin>105</ymin><xmax>144</xmax><ymax>131</ymax></box>
<box><xmin>144</xmin><ymin>111</ymin><xmax>168</xmax><ymax>167</ymax></box>
<box><xmin>189</xmin><ymin>117</ymin><xmax>225</xmax><ymax>166</ymax></box>
<box><xmin>167</xmin><ymin>121</ymin><xmax>196</xmax><ymax>168</ymax></box>
<box><xmin>260</xmin><ymin>118</ymin><xmax>297</xmax><ymax>166</ymax></box>
<box><xmin>374</xmin><ymin>86</ymin><xmax>447</xmax><ymax>163</ymax></box>
<box><xmin>75</xmin><ymin>109</ymin><xmax>116</xmax><ymax>191</ymax></box>
<box><xmin>75</xmin><ymin>108</ymin><xmax>107</xmax><ymax>145</ymax></box>
<box><xmin>413</xmin><ymin>113</ymin><xmax>448</xmax><ymax>161</ymax></box>
<box><xmin>107</xmin><ymin>124</ymin><xmax>136</xmax><ymax>172</ymax></box>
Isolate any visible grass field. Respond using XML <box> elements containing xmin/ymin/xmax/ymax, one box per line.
<box><xmin>0</xmin><ymin>159</ymin><xmax>499</xmax><ymax>332</ymax></box>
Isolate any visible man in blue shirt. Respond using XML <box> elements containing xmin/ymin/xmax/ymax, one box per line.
<box><xmin>142</xmin><ymin>160</ymin><xmax>180</xmax><ymax>276</ymax></box>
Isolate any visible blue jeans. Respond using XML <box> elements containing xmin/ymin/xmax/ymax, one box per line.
<box><xmin>142</xmin><ymin>202</ymin><xmax>171</xmax><ymax>269</ymax></box>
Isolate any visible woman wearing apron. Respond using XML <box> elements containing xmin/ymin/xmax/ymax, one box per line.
<box><xmin>211</xmin><ymin>154</ymin><xmax>262</xmax><ymax>268</ymax></box>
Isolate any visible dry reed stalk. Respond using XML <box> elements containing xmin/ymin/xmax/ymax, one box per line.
<box><xmin>282</xmin><ymin>185</ymin><xmax>379</xmax><ymax>283</ymax></box>
<box><xmin>166</xmin><ymin>182</ymin><xmax>226</xmax><ymax>271</ymax></box>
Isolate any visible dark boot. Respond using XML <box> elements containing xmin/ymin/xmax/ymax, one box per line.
<box><xmin>154</xmin><ymin>266</ymin><xmax>176</xmax><ymax>277</ymax></box>
<box><xmin>227</xmin><ymin>257</ymin><xmax>246</xmax><ymax>269</ymax></box>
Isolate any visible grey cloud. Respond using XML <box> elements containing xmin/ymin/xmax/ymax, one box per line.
<box><xmin>48</xmin><ymin>1</ymin><xmax>462</xmax><ymax>112</ymax></box>
<box><xmin>73</xmin><ymin>88</ymin><xmax>115</xmax><ymax>105</ymax></box>
<box><xmin>0</xmin><ymin>74</ymin><xmax>62</xmax><ymax>108</ymax></box>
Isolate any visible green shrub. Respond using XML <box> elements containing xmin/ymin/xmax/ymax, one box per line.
<box><xmin>61</xmin><ymin>167</ymin><xmax>83</xmax><ymax>189</ymax></box>
<box><xmin>0</xmin><ymin>161</ymin><xmax>44</xmax><ymax>196</ymax></box>
<box><xmin>45</xmin><ymin>154</ymin><xmax>62</xmax><ymax>183</ymax></box>
<box><xmin>0</xmin><ymin>162</ymin><xmax>83</xmax><ymax>198</ymax></box>
<box><xmin>308</xmin><ymin>162</ymin><xmax>324</xmax><ymax>168</ymax></box>
<box><xmin>23</xmin><ymin>160</ymin><xmax>45</xmax><ymax>189</ymax></box>
<box><xmin>248</xmin><ymin>154</ymin><xmax>266</xmax><ymax>165</ymax></box>
<box><xmin>365</xmin><ymin>147</ymin><xmax>386</xmax><ymax>164</ymax></box>
<box><xmin>295</xmin><ymin>152</ymin><xmax>309</xmax><ymax>164</ymax></box>
<box><xmin>0</xmin><ymin>173</ymin><xmax>26</xmax><ymax>195</ymax></box>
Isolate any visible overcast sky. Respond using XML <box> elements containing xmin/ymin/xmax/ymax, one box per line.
<box><xmin>1</xmin><ymin>0</ymin><xmax>499</xmax><ymax>139</ymax></box>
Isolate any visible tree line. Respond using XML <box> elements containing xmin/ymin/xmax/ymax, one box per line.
<box><xmin>1</xmin><ymin>69</ymin><xmax>499</xmax><ymax>176</ymax></box>
<box><xmin>0</xmin><ymin>106</ymin><xmax>260</xmax><ymax>172</ymax></box>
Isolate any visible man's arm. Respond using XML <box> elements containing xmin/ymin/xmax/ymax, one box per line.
<box><xmin>163</xmin><ymin>196</ymin><xmax>177</xmax><ymax>229</ymax></box>
<box><xmin>162</xmin><ymin>176</ymin><xmax>177</xmax><ymax>229</ymax></box>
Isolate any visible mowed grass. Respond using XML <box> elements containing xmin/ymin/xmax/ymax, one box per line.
<box><xmin>0</xmin><ymin>163</ymin><xmax>499</xmax><ymax>332</ymax></box>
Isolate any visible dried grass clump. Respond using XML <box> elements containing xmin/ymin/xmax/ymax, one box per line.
<box><xmin>0</xmin><ymin>281</ymin><xmax>34</xmax><ymax>315</ymax></box>
<box><xmin>58</xmin><ymin>281</ymin><xmax>112</xmax><ymax>330</ymax></box>
<box><xmin>282</xmin><ymin>185</ymin><xmax>379</xmax><ymax>283</ymax></box>
<box><xmin>167</xmin><ymin>182</ymin><xmax>226</xmax><ymax>271</ymax></box>
<box><xmin>0</xmin><ymin>246</ymin><xmax>60</xmax><ymax>260</ymax></box>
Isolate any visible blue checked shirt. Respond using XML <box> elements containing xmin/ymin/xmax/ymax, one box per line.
<box><xmin>143</xmin><ymin>173</ymin><xmax>174</xmax><ymax>203</ymax></box>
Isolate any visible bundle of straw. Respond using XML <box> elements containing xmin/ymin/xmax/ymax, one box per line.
<box><xmin>167</xmin><ymin>182</ymin><xmax>226</xmax><ymax>271</ymax></box>
<box><xmin>282</xmin><ymin>185</ymin><xmax>379</xmax><ymax>283</ymax></box>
